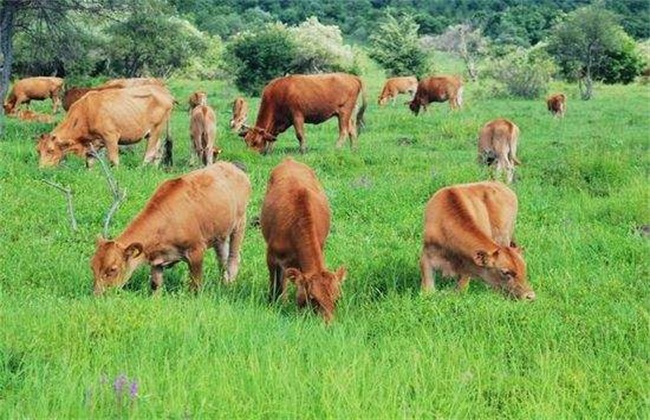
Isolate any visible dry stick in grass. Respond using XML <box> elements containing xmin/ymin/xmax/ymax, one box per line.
<box><xmin>41</xmin><ymin>180</ymin><xmax>78</xmax><ymax>232</ymax></box>
<box><xmin>88</xmin><ymin>145</ymin><xmax>127</xmax><ymax>238</ymax></box>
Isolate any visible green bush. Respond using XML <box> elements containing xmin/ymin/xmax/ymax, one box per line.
<box><xmin>484</xmin><ymin>46</ymin><xmax>556</xmax><ymax>99</ymax></box>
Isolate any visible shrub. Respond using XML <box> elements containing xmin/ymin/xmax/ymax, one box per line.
<box><xmin>289</xmin><ymin>17</ymin><xmax>354</xmax><ymax>74</ymax></box>
<box><xmin>484</xmin><ymin>46</ymin><xmax>556</xmax><ymax>99</ymax></box>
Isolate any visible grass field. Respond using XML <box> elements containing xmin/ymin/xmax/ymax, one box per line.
<box><xmin>1</xmin><ymin>60</ymin><xmax>649</xmax><ymax>418</ymax></box>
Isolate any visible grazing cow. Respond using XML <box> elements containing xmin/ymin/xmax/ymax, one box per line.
<box><xmin>98</xmin><ymin>77</ymin><xmax>165</xmax><ymax>89</ymax></box>
<box><xmin>37</xmin><ymin>85</ymin><xmax>175</xmax><ymax>168</ymax></box>
<box><xmin>243</xmin><ymin>73</ymin><xmax>367</xmax><ymax>154</ymax></box>
<box><xmin>546</xmin><ymin>93</ymin><xmax>567</xmax><ymax>118</ymax></box>
<box><xmin>11</xmin><ymin>109</ymin><xmax>55</xmax><ymax>124</ymax></box>
<box><xmin>4</xmin><ymin>76</ymin><xmax>64</xmax><ymax>115</ymax></box>
<box><xmin>478</xmin><ymin>118</ymin><xmax>521</xmax><ymax>184</ymax></box>
<box><xmin>420</xmin><ymin>181</ymin><xmax>535</xmax><ymax>300</ymax></box>
<box><xmin>378</xmin><ymin>76</ymin><xmax>418</xmax><ymax>106</ymax></box>
<box><xmin>230</xmin><ymin>96</ymin><xmax>248</xmax><ymax>132</ymax></box>
<box><xmin>91</xmin><ymin>161</ymin><xmax>251</xmax><ymax>295</ymax></box>
<box><xmin>190</xmin><ymin>104</ymin><xmax>218</xmax><ymax>166</ymax></box>
<box><xmin>188</xmin><ymin>91</ymin><xmax>207</xmax><ymax>111</ymax></box>
<box><xmin>261</xmin><ymin>158</ymin><xmax>347</xmax><ymax>322</ymax></box>
<box><xmin>408</xmin><ymin>75</ymin><xmax>463</xmax><ymax>115</ymax></box>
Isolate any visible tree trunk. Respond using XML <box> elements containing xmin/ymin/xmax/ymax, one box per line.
<box><xmin>0</xmin><ymin>1</ymin><xmax>17</xmax><ymax>136</ymax></box>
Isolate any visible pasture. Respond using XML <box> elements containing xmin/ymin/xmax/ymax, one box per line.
<box><xmin>0</xmin><ymin>61</ymin><xmax>648</xmax><ymax>417</ymax></box>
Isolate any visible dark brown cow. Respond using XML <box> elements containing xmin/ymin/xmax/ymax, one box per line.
<box><xmin>62</xmin><ymin>85</ymin><xmax>121</xmax><ymax>112</ymax></box>
<box><xmin>37</xmin><ymin>85</ymin><xmax>175</xmax><ymax>167</ymax></box>
<box><xmin>420</xmin><ymin>181</ymin><xmax>535</xmax><ymax>300</ymax></box>
<box><xmin>243</xmin><ymin>73</ymin><xmax>367</xmax><ymax>154</ymax></box>
<box><xmin>91</xmin><ymin>161</ymin><xmax>251</xmax><ymax>295</ymax></box>
<box><xmin>478</xmin><ymin>118</ymin><xmax>521</xmax><ymax>184</ymax></box>
<box><xmin>261</xmin><ymin>158</ymin><xmax>347</xmax><ymax>322</ymax></box>
<box><xmin>4</xmin><ymin>77</ymin><xmax>64</xmax><ymax>114</ymax></box>
<box><xmin>190</xmin><ymin>104</ymin><xmax>218</xmax><ymax>166</ymax></box>
<box><xmin>230</xmin><ymin>96</ymin><xmax>248</xmax><ymax>132</ymax></box>
<box><xmin>546</xmin><ymin>93</ymin><xmax>567</xmax><ymax>118</ymax></box>
<box><xmin>408</xmin><ymin>75</ymin><xmax>463</xmax><ymax>115</ymax></box>
<box><xmin>378</xmin><ymin>76</ymin><xmax>418</xmax><ymax>106</ymax></box>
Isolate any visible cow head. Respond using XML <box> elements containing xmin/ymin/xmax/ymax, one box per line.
<box><xmin>37</xmin><ymin>134</ymin><xmax>67</xmax><ymax>167</ymax></box>
<box><xmin>408</xmin><ymin>98</ymin><xmax>421</xmax><ymax>115</ymax></box>
<box><xmin>243</xmin><ymin>126</ymin><xmax>276</xmax><ymax>154</ymax></box>
<box><xmin>378</xmin><ymin>95</ymin><xmax>389</xmax><ymax>106</ymax></box>
<box><xmin>91</xmin><ymin>237</ymin><xmax>144</xmax><ymax>296</ymax></box>
<box><xmin>3</xmin><ymin>102</ymin><xmax>14</xmax><ymax>115</ymax></box>
<box><xmin>285</xmin><ymin>266</ymin><xmax>347</xmax><ymax>323</ymax></box>
<box><xmin>473</xmin><ymin>245</ymin><xmax>535</xmax><ymax>300</ymax></box>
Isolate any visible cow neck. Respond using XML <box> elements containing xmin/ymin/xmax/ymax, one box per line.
<box><xmin>443</xmin><ymin>189</ymin><xmax>501</xmax><ymax>256</ymax></box>
<box><xmin>292</xmin><ymin>190</ymin><xmax>326</xmax><ymax>276</ymax></box>
<box><xmin>115</xmin><ymin>214</ymin><xmax>155</xmax><ymax>253</ymax></box>
<box><xmin>255</xmin><ymin>104</ymin><xmax>276</xmax><ymax>136</ymax></box>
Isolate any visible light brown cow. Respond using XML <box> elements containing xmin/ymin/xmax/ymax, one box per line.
<box><xmin>91</xmin><ymin>161</ymin><xmax>251</xmax><ymax>295</ymax></box>
<box><xmin>188</xmin><ymin>91</ymin><xmax>207</xmax><ymax>111</ymax></box>
<box><xmin>98</xmin><ymin>77</ymin><xmax>165</xmax><ymax>89</ymax></box>
<box><xmin>243</xmin><ymin>73</ymin><xmax>367</xmax><ymax>154</ymax></box>
<box><xmin>4</xmin><ymin>76</ymin><xmax>64</xmax><ymax>115</ymax></box>
<box><xmin>378</xmin><ymin>76</ymin><xmax>418</xmax><ymax>106</ymax></box>
<box><xmin>546</xmin><ymin>93</ymin><xmax>566</xmax><ymax>118</ymax></box>
<box><xmin>420</xmin><ymin>181</ymin><xmax>535</xmax><ymax>300</ymax></box>
<box><xmin>37</xmin><ymin>85</ymin><xmax>175</xmax><ymax>168</ymax></box>
<box><xmin>408</xmin><ymin>75</ymin><xmax>463</xmax><ymax>115</ymax></box>
<box><xmin>261</xmin><ymin>158</ymin><xmax>347</xmax><ymax>322</ymax></box>
<box><xmin>230</xmin><ymin>96</ymin><xmax>248</xmax><ymax>132</ymax></box>
<box><xmin>10</xmin><ymin>109</ymin><xmax>55</xmax><ymax>124</ymax></box>
<box><xmin>190</xmin><ymin>104</ymin><xmax>218</xmax><ymax>166</ymax></box>
<box><xmin>478</xmin><ymin>118</ymin><xmax>521</xmax><ymax>184</ymax></box>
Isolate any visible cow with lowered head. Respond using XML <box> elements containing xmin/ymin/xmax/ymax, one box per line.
<box><xmin>546</xmin><ymin>93</ymin><xmax>567</xmax><ymax>118</ymax></box>
<box><xmin>408</xmin><ymin>75</ymin><xmax>463</xmax><ymax>115</ymax></box>
<box><xmin>243</xmin><ymin>73</ymin><xmax>367</xmax><ymax>154</ymax></box>
<box><xmin>378</xmin><ymin>76</ymin><xmax>418</xmax><ymax>106</ymax></box>
<box><xmin>4</xmin><ymin>76</ymin><xmax>64</xmax><ymax>115</ymax></box>
<box><xmin>91</xmin><ymin>161</ymin><xmax>251</xmax><ymax>295</ymax></box>
<box><xmin>230</xmin><ymin>96</ymin><xmax>249</xmax><ymax>133</ymax></box>
<box><xmin>478</xmin><ymin>118</ymin><xmax>521</xmax><ymax>184</ymax></box>
<box><xmin>261</xmin><ymin>158</ymin><xmax>347</xmax><ymax>322</ymax></box>
<box><xmin>420</xmin><ymin>181</ymin><xmax>535</xmax><ymax>300</ymax></box>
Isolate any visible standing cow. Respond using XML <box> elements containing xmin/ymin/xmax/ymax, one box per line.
<box><xmin>546</xmin><ymin>93</ymin><xmax>567</xmax><ymax>118</ymax></box>
<box><xmin>91</xmin><ymin>161</ymin><xmax>251</xmax><ymax>295</ymax></box>
<box><xmin>478</xmin><ymin>118</ymin><xmax>521</xmax><ymax>184</ymax></box>
<box><xmin>378</xmin><ymin>76</ymin><xmax>418</xmax><ymax>106</ymax></box>
<box><xmin>190</xmin><ymin>103</ymin><xmax>218</xmax><ymax>166</ymax></box>
<box><xmin>261</xmin><ymin>158</ymin><xmax>347</xmax><ymax>322</ymax></box>
<box><xmin>4</xmin><ymin>76</ymin><xmax>64</xmax><ymax>115</ymax></box>
<box><xmin>420</xmin><ymin>181</ymin><xmax>535</xmax><ymax>300</ymax></box>
<box><xmin>408</xmin><ymin>75</ymin><xmax>463</xmax><ymax>115</ymax></box>
<box><xmin>37</xmin><ymin>85</ymin><xmax>175</xmax><ymax>168</ymax></box>
<box><xmin>230</xmin><ymin>96</ymin><xmax>248</xmax><ymax>133</ymax></box>
<box><xmin>243</xmin><ymin>73</ymin><xmax>367</xmax><ymax>154</ymax></box>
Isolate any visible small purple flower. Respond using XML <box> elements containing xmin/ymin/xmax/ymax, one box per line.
<box><xmin>129</xmin><ymin>380</ymin><xmax>139</xmax><ymax>399</ymax></box>
<box><xmin>113</xmin><ymin>374</ymin><xmax>128</xmax><ymax>395</ymax></box>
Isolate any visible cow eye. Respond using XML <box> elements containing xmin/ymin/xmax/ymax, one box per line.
<box><xmin>500</xmin><ymin>269</ymin><xmax>514</xmax><ymax>278</ymax></box>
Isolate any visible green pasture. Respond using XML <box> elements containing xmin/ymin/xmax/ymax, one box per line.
<box><xmin>0</xmin><ymin>63</ymin><xmax>648</xmax><ymax>417</ymax></box>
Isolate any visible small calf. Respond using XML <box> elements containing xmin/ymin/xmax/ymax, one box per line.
<box><xmin>546</xmin><ymin>93</ymin><xmax>566</xmax><ymax>118</ymax></box>
<box><xmin>190</xmin><ymin>104</ymin><xmax>218</xmax><ymax>166</ymax></box>
<box><xmin>478</xmin><ymin>118</ymin><xmax>521</xmax><ymax>184</ymax></box>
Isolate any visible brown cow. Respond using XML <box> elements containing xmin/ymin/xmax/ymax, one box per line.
<box><xmin>378</xmin><ymin>76</ymin><xmax>418</xmax><ymax>106</ymax></box>
<box><xmin>37</xmin><ymin>85</ymin><xmax>174</xmax><ymax>168</ymax></box>
<box><xmin>11</xmin><ymin>109</ymin><xmax>55</xmax><ymax>124</ymax></box>
<box><xmin>98</xmin><ymin>77</ymin><xmax>165</xmax><ymax>89</ymax></box>
<box><xmin>408</xmin><ymin>75</ymin><xmax>463</xmax><ymax>115</ymax></box>
<box><xmin>62</xmin><ymin>85</ymin><xmax>122</xmax><ymax>112</ymax></box>
<box><xmin>230</xmin><ymin>96</ymin><xmax>248</xmax><ymax>132</ymax></box>
<box><xmin>190</xmin><ymin>104</ymin><xmax>218</xmax><ymax>166</ymax></box>
<box><xmin>478</xmin><ymin>118</ymin><xmax>521</xmax><ymax>184</ymax></box>
<box><xmin>261</xmin><ymin>158</ymin><xmax>347</xmax><ymax>322</ymax></box>
<box><xmin>91</xmin><ymin>161</ymin><xmax>251</xmax><ymax>295</ymax></box>
<box><xmin>546</xmin><ymin>93</ymin><xmax>566</xmax><ymax>118</ymax></box>
<box><xmin>243</xmin><ymin>73</ymin><xmax>367</xmax><ymax>154</ymax></box>
<box><xmin>188</xmin><ymin>91</ymin><xmax>207</xmax><ymax>111</ymax></box>
<box><xmin>420</xmin><ymin>181</ymin><xmax>535</xmax><ymax>300</ymax></box>
<box><xmin>4</xmin><ymin>76</ymin><xmax>64</xmax><ymax>115</ymax></box>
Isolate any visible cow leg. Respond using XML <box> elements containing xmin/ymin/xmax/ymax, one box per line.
<box><xmin>214</xmin><ymin>239</ymin><xmax>229</xmax><ymax>270</ymax></box>
<box><xmin>347</xmin><ymin>114</ymin><xmax>358</xmax><ymax>150</ymax></box>
<box><xmin>293</xmin><ymin>116</ymin><xmax>307</xmax><ymax>153</ymax></box>
<box><xmin>186</xmin><ymin>248</ymin><xmax>205</xmax><ymax>293</ymax></box>
<box><xmin>105</xmin><ymin>136</ymin><xmax>121</xmax><ymax>166</ymax></box>
<box><xmin>457</xmin><ymin>275</ymin><xmax>470</xmax><ymax>292</ymax></box>
<box><xmin>420</xmin><ymin>251</ymin><xmax>435</xmax><ymax>292</ymax></box>
<box><xmin>267</xmin><ymin>254</ymin><xmax>285</xmax><ymax>303</ymax></box>
<box><xmin>151</xmin><ymin>266</ymin><xmax>164</xmax><ymax>294</ymax></box>
<box><xmin>335</xmin><ymin>114</ymin><xmax>350</xmax><ymax>149</ymax></box>
<box><xmin>143</xmin><ymin>126</ymin><xmax>165</xmax><ymax>165</ymax></box>
<box><xmin>224</xmin><ymin>219</ymin><xmax>245</xmax><ymax>284</ymax></box>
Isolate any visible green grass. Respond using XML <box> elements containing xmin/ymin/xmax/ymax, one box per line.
<box><xmin>0</xmin><ymin>65</ymin><xmax>649</xmax><ymax>418</ymax></box>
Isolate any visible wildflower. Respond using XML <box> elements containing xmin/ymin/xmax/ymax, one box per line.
<box><xmin>113</xmin><ymin>374</ymin><xmax>128</xmax><ymax>395</ymax></box>
<box><xmin>129</xmin><ymin>380</ymin><xmax>139</xmax><ymax>399</ymax></box>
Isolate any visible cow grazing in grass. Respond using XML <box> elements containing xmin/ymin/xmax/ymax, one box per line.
<box><xmin>243</xmin><ymin>73</ymin><xmax>367</xmax><ymax>154</ymax></box>
<box><xmin>91</xmin><ymin>161</ymin><xmax>251</xmax><ymax>295</ymax></box>
<box><xmin>261</xmin><ymin>158</ymin><xmax>347</xmax><ymax>322</ymax></box>
<box><xmin>188</xmin><ymin>91</ymin><xmax>207</xmax><ymax>111</ymax></box>
<box><xmin>4</xmin><ymin>76</ymin><xmax>64</xmax><ymax>115</ymax></box>
<box><xmin>546</xmin><ymin>93</ymin><xmax>567</xmax><ymax>118</ymax></box>
<box><xmin>190</xmin><ymin>104</ymin><xmax>218</xmax><ymax>166</ymax></box>
<box><xmin>408</xmin><ymin>75</ymin><xmax>463</xmax><ymax>115</ymax></box>
<box><xmin>420</xmin><ymin>181</ymin><xmax>535</xmax><ymax>300</ymax></box>
<box><xmin>37</xmin><ymin>85</ymin><xmax>175</xmax><ymax>168</ymax></box>
<box><xmin>11</xmin><ymin>109</ymin><xmax>55</xmax><ymax>124</ymax></box>
<box><xmin>378</xmin><ymin>76</ymin><xmax>418</xmax><ymax>106</ymax></box>
<box><xmin>478</xmin><ymin>118</ymin><xmax>521</xmax><ymax>184</ymax></box>
<box><xmin>230</xmin><ymin>96</ymin><xmax>248</xmax><ymax>133</ymax></box>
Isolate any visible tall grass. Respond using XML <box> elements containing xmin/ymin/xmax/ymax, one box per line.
<box><xmin>0</xmin><ymin>65</ymin><xmax>648</xmax><ymax>417</ymax></box>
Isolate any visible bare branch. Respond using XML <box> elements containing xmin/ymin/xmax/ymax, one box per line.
<box><xmin>41</xmin><ymin>179</ymin><xmax>78</xmax><ymax>232</ymax></box>
<box><xmin>88</xmin><ymin>144</ymin><xmax>127</xmax><ymax>238</ymax></box>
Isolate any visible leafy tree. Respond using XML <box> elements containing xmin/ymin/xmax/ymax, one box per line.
<box><xmin>547</xmin><ymin>4</ymin><xmax>644</xmax><ymax>100</ymax></box>
<box><xmin>485</xmin><ymin>46</ymin><xmax>556</xmax><ymax>99</ymax></box>
<box><xmin>368</xmin><ymin>11</ymin><xmax>431</xmax><ymax>77</ymax></box>
<box><xmin>288</xmin><ymin>17</ymin><xmax>354</xmax><ymax>74</ymax></box>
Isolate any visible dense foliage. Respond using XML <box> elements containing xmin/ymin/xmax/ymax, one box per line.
<box><xmin>484</xmin><ymin>46</ymin><xmax>557</xmax><ymax>98</ymax></box>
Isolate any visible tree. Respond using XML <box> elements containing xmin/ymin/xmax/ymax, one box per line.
<box><xmin>288</xmin><ymin>16</ymin><xmax>354</xmax><ymax>74</ymax></box>
<box><xmin>547</xmin><ymin>4</ymin><xmax>644</xmax><ymax>100</ymax></box>
<box><xmin>368</xmin><ymin>11</ymin><xmax>431</xmax><ymax>78</ymax></box>
<box><xmin>431</xmin><ymin>23</ymin><xmax>488</xmax><ymax>82</ymax></box>
<box><xmin>485</xmin><ymin>45</ymin><xmax>556</xmax><ymax>99</ymax></box>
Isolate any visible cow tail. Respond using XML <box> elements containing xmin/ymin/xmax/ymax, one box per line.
<box><xmin>510</xmin><ymin>125</ymin><xmax>521</xmax><ymax>166</ymax></box>
<box><xmin>162</xmin><ymin>114</ymin><xmax>173</xmax><ymax>167</ymax></box>
<box><xmin>356</xmin><ymin>79</ymin><xmax>368</xmax><ymax>133</ymax></box>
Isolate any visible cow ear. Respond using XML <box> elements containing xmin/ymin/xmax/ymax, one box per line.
<box><xmin>473</xmin><ymin>249</ymin><xmax>500</xmax><ymax>267</ymax></box>
<box><xmin>285</xmin><ymin>267</ymin><xmax>305</xmax><ymax>286</ymax></box>
<box><xmin>124</xmin><ymin>243</ymin><xmax>143</xmax><ymax>260</ymax></box>
<box><xmin>509</xmin><ymin>240</ymin><xmax>525</xmax><ymax>254</ymax></box>
<box><xmin>95</xmin><ymin>235</ymin><xmax>107</xmax><ymax>246</ymax></box>
<box><xmin>334</xmin><ymin>266</ymin><xmax>347</xmax><ymax>284</ymax></box>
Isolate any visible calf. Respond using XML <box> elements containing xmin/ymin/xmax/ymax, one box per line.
<box><xmin>190</xmin><ymin>104</ymin><xmax>218</xmax><ymax>166</ymax></box>
<box><xmin>420</xmin><ymin>181</ymin><xmax>535</xmax><ymax>300</ymax></box>
<box><xmin>478</xmin><ymin>118</ymin><xmax>521</xmax><ymax>184</ymax></box>
<box><xmin>261</xmin><ymin>158</ymin><xmax>346</xmax><ymax>322</ymax></box>
<box><xmin>91</xmin><ymin>162</ymin><xmax>251</xmax><ymax>295</ymax></box>
<box><xmin>188</xmin><ymin>91</ymin><xmax>207</xmax><ymax>111</ymax></box>
<box><xmin>4</xmin><ymin>76</ymin><xmax>64</xmax><ymax>114</ymax></box>
<box><xmin>230</xmin><ymin>96</ymin><xmax>248</xmax><ymax>132</ymax></box>
<box><xmin>546</xmin><ymin>93</ymin><xmax>566</xmax><ymax>118</ymax></box>
<box><xmin>378</xmin><ymin>76</ymin><xmax>418</xmax><ymax>106</ymax></box>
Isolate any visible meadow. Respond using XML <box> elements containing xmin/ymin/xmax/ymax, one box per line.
<box><xmin>0</xmin><ymin>59</ymin><xmax>649</xmax><ymax>417</ymax></box>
